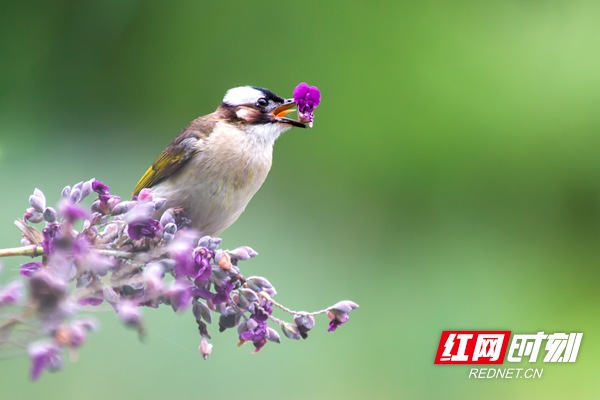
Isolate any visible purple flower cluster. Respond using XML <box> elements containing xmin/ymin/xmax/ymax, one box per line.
<box><xmin>293</xmin><ymin>82</ymin><xmax>321</xmax><ymax>127</ymax></box>
<box><xmin>0</xmin><ymin>179</ymin><xmax>359</xmax><ymax>380</ymax></box>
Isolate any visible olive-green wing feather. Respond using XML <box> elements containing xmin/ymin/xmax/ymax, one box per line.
<box><xmin>133</xmin><ymin>117</ymin><xmax>215</xmax><ymax>196</ymax></box>
<box><xmin>133</xmin><ymin>142</ymin><xmax>195</xmax><ymax>196</ymax></box>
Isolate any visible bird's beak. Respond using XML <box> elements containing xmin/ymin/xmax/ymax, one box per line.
<box><xmin>271</xmin><ymin>99</ymin><xmax>308</xmax><ymax>128</ymax></box>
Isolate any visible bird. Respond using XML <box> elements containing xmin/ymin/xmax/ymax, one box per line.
<box><xmin>132</xmin><ymin>86</ymin><xmax>309</xmax><ymax>237</ymax></box>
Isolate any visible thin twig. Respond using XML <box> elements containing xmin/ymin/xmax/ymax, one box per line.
<box><xmin>258</xmin><ymin>292</ymin><xmax>329</xmax><ymax>317</ymax></box>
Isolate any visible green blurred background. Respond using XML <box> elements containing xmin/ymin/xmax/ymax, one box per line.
<box><xmin>0</xmin><ymin>1</ymin><xmax>598</xmax><ymax>398</ymax></box>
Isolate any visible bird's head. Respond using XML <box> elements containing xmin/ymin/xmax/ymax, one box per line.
<box><xmin>219</xmin><ymin>86</ymin><xmax>308</xmax><ymax>142</ymax></box>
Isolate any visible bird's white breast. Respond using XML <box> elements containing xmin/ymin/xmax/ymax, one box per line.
<box><xmin>152</xmin><ymin>121</ymin><xmax>283</xmax><ymax>236</ymax></box>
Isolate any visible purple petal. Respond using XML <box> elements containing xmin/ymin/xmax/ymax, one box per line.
<box><xmin>20</xmin><ymin>261</ymin><xmax>43</xmax><ymax>277</ymax></box>
<box><xmin>28</xmin><ymin>342</ymin><xmax>62</xmax><ymax>381</ymax></box>
<box><xmin>91</xmin><ymin>180</ymin><xmax>110</xmax><ymax>195</ymax></box>
<box><xmin>138</xmin><ymin>188</ymin><xmax>153</xmax><ymax>202</ymax></box>
<box><xmin>0</xmin><ymin>280</ymin><xmax>25</xmax><ymax>305</ymax></box>
<box><xmin>293</xmin><ymin>82</ymin><xmax>310</xmax><ymax>102</ymax></box>
<box><xmin>327</xmin><ymin>310</ymin><xmax>351</xmax><ymax>332</ymax></box>
<box><xmin>293</xmin><ymin>82</ymin><xmax>321</xmax><ymax>116</ymax></box>
<box><xmin>127</xmin><ymin>219</ymin><xmax>161</xmax><ymax>240</ymax></box>
<box><xmin>328</xmin><ymin>318</ymin><xmax>342</xmax><ymax>332</ymax></box>
<box><xmin>60</xmin><ymin>202</ymin><xmax>90</xmax><ymax>222</ymax></box>
<box><xmin>168</xmin><ymin>280</ymin><xmax>193</xmax><ymax>312</ymax></box>
<box><xmin>42</xmin><ymin>223</ymin><xmax>59</xmax><ymax>256</ymax></box>
<box><xmin>78</xmin><ymin>297</ymin><xmax>104</xmax><ymax>306</ymax></box>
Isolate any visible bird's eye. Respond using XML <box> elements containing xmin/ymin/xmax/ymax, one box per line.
<box><xmin>256</xmin><ymin>98</ymin><xmax>268</xmax><ymax>108</ymax></box>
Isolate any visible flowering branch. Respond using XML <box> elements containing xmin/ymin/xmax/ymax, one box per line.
<box><xmin>0</xmin><ymin>245</ymin><xmax>44</xmax><ymax>258</ymax></box>
<box><xmin>0</xmin><ymin>245</ymin><xmax>132</xmax><ymax>259</ymax></box>
<box><xmin>0</xmin><ymin>179</ymin><xmax>358</xmax><ymax>380</ymax></box>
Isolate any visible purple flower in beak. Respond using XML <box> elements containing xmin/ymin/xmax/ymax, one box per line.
<box><xmin>293</xmin><ymin>82</ymin><xmax>321</xmax><ymax>126</ymax></box>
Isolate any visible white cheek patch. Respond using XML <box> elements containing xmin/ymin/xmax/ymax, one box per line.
<box><xmin>236</xmin><ymin>108</ymin><xmax>252</xmax><ymax>121</ymax></box>
<box><xmin>223</xmin><ymin>86</ymin><xmax>263</xmax><ymax>106</ymax></box>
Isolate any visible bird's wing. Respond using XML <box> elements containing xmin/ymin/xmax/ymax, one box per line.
<box><xmin>132</xmin><ymin>117</ymin><xmax>215</xmax><ymax>196</ymax></box>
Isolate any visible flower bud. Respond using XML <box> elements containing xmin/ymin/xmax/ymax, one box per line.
<box><xmin>199</xmin><ymin>337</ymin><xmax>213</xmax><ymax>360</ymax></box>
<box><xmin>197</xmin><ymin>236</ymin><xmax>211</xmax><ymax>248</ymax></box>
<box><xmin>43</xmin><ymin>207</ymin><xmax>57</xmax><ymax>223</ymax></box>
<box><xmin>68</xmin><ymin>324</ymin><xmax>86</xmax><ymax>347</ymax></box>
<box><xmin>218</xmin><ymin>312</ymin><xmax>240</xmax><ymax>331</ymax></box>
<box><xmin>55</xmin><ymin>323</ymin><xmax>88</xmax><ymax>348</ymax></box>
<box><xmin>266</xmin><ymin>327</ymin><xmax>281</xmax><ymax>343</ymax></box>
<box><xmin>106</xmin><ymin>196</ymin><xmax>121</xmax><ymax>212</ymax></box>
<box><xmin>245</xmin><ymin>276</ymin><xmax>274</xmax><ymax>293</ymax></box>
<box><xmin>153</xmin><ymin>198</ymin><xmax>167</xmax><ymax>210</ymax></box>
<box><xmin>239</xmin><ymin>287</ymin><xmax>258</xmax><ymax>302</ymax></box>
<box><xmin>138</xmin><ymin>188</ymin><xmax>153</xmax><ymax>202</ymax></box>
<box><xmin>227</xmin><ymin>246</ymin><xmax>258</xmax><ymax>261</ymax></box>
<box><xmin>29</xmin><ymin>194</ymin><xmax>45</xmax><ymax>213</ymax></box>
<box><xmin>198</xmin><ymin>236</ymin><xmax>222</xmax><ymax>251</ymax></box>
<box><xmin>192</xmin><ymin>299</ymin><xmax>212</xmax><ymax>324</ymax></box>
<box><xmin>163</xmin><ymin>222</ymin><xmax>177</xmax><ymax>235</ymax></box>
<box><xmin>328</xmin><ymin>300</ymin><xmax>359</xmax><ymax>314</ymax></box>
<box><xmin>294</xmin><ymin>313</ymin><xmax>315</xmax><ymax>332</ymax></box>
<box><xmin>70</xmin><ymin>188</ymin><xmax>81</xmax><ymax>204</ymax></box>
<box><xmin>25</xmin><ymin>208</ymin><xmax>44</xmax><ymax>223</ymax></box>
<box><xmin>117</xmin><ymin>302</ymin><xmax>142</xmax><ymax>328</ymax></box>
<box><xmin>61</xmin><ymin>185</ymin><xmax>71</xmax><ymax>199</ymax></box>
<box><xmin>234</xmin><ymin>292</ymin><xmax>254</xmax><ymax>312</ymax></box>
<box><xmin>245</xmin><ymin>318</ymin><xmax>259</xmax><ymax>331</ymax></box>
<box><xmin>214</xmin><ymin>251</ymin><xmax>232</xmax><ymax>271</ymax></box>
<box><xmin>81</xmin><ymin>180</ymin><xmax>93</xmax><ymax>200</ymax></box>
<box><xmin>102</xmin><ymin>286</ymin><xmax>119</xmax><ymax>305</ymax></box>
<box><xmin>91</xmin><ymin>200</ymin><xmax>102</xmax><ymax>213</ymax></box>
<box><xmin>160</xmin><ymin>209</ymin><xmax>175</xmax><ymax>226</ymax></box>
<box><xmin>110</xmin><ymin>201</ymin><xmax>135</xmax><ymax>216</ymax></box>
<box><xmin>280</xmin><ymin>322</ymin><xmax>301</xmax><ymax>340</ymax></box>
